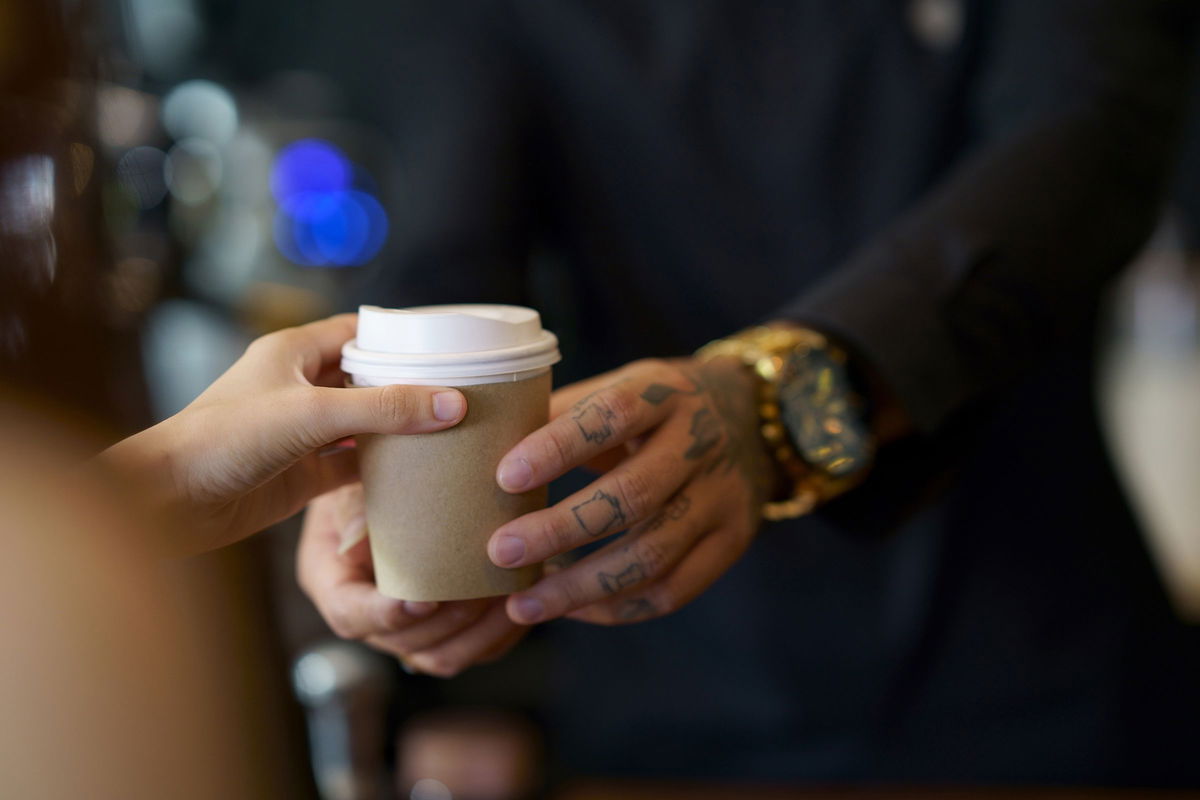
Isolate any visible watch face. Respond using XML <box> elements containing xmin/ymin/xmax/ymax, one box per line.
<box><xmin>777</xmin><ymin>347</ymin><xmax>872</xmax><ymax>479</ymax></box>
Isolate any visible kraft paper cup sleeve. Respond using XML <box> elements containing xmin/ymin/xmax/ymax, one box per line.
<box><xmin>358</xmin><ymin>374</ymin><xmax>549</xmax><ymax>601</ymax></box>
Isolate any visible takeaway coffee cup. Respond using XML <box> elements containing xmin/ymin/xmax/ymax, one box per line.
<box><xmin>341</xmin><ymin>305</ymin><xmax>561</xmax><ymax>601</ymax></box>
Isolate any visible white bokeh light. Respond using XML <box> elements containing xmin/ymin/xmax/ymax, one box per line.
<box><xmin>161</xmin><ymin>79</ymin><xmax>239</xmax><ymax>145</ymax></box>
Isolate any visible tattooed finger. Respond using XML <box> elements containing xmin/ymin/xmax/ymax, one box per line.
<box><xmin>567</xmin><ymin>524</ymin><xmax>749</xmax><ymax>626</ymax></box>
<box><xmin>496</xmin><ymin>359</ymin><xmax>696</xmax><ymax>494</ymax></box>
<box><xmin>489</xmin><ymin>413</ymin><xmax>699</xmax><ymax>568</ymax></box>
<box><xmin>503</xmin><ymin>490</ymin><xmax>703</xmax><ymax>624</ymax></box>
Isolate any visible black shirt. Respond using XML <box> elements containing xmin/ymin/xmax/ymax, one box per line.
<box><xmin>323</xmin><ymin>0</ymin><xmax>1200</xmax><ymax>784</ymax></box>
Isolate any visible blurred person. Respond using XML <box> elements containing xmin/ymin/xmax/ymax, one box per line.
<box><xmin>0</xmin><ymin>407</ymin><xmax>265</xmax><ymax>799</ymax></box>
<box><xmin>297</xmin><ymin>0</ymin><xmax>1200</xmax><ymax>787</ymax></box>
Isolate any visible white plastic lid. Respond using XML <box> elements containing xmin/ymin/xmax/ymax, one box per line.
<box><xmin>341</xmin><ymin>304</ymin><xmax>561</xmax><ymax>386</ymax></box>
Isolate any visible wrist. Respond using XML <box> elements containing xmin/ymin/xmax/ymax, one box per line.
<box><xmin>96</xmin><ymin>422</ymin><xmax>191</xmax><ymax>548</ymax></box>
<box><xmin>692</xmin><ymin>353</ymin><xmax>791</xmax><ymax>503</ymax></box>
<box><xmin>696</xmin><ymin>323</ymin><xmax>876</xmax><ymax>519</ymax></box>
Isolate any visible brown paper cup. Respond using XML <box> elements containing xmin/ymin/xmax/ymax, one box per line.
<box><xmin>357</xmin><ymin>372</ymin><xmax>550</xmax><ymax>601</ymax></box>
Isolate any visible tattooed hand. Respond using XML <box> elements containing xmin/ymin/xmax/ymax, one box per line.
<box><xmin>489</xmin><ymin>357</ymin><xmax>779</xmax><ymax>626</ymax></box>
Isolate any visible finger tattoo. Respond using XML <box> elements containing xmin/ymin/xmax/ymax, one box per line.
<box><xmin>641</xmin><ymin>383</ymin><xmax>680</xmax><ymax>405</ymax></box>
<box><xmin>641</xmin><ymin>493</ymin><xmax>691</xmax><ymax>533</ymax></box>
<box><xmin>684</xmin><ymin>406</ymin><xmax>723</xmax><ymax>460</ymax></box>
<box><xmin>597</xmin><ymin>562</ymin><xmax>646</xmax><ymax>594</ymax></box>
<box><xmin>641</xmin><ymin>377</ymin><xmax>703</xmax><ymax>406</ymax></box>
<box><xmin>572</xmin><ymin>490</ymin><xmax>627</xmax><ymax>536</ymax></box>
<box><xmin>573</xmin><ymin>403</ymin><xmax>617</xmax><ymax>444</ymax></box>
<box><xmin>616</xmin><ymin>597</ymin><xmax>656</xmax><ymax>621</ymax></box>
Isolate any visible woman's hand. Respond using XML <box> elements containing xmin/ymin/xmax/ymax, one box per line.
<box><xmin>299</xmin><ymin>485</ymin><xmax>530</xmax><ymax>677</ymax></box>
<box><xmin>100</xmin><ymin>314</ymin><xmax>466</xmax><ymax>554</ymax></box>
<box><xmin>488</xmin><ymin>356</ymin><xmax>779</xmax><ymax>626</ymax></box>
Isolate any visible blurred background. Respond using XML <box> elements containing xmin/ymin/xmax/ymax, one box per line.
<box><xmin>1</xmin><ymin>1</ymin><xmax>1198</xmax><ymax>798</ymax></box>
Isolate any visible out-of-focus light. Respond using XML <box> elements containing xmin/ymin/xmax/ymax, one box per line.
<box><xmin>143</xmin><ymin>300</ymin><xmax>250</xmax><ymax>420</ymax></box>
<box><xmin>199</xmin><ymin>210</ymin><xmax>263</xmax><ymax>271</ymax></box>
<box><xmin>908</xmin><ymin>0</ymin><xmax>963</xmax><ymax>51</ymax></box>
<box><xmin>293</xmin><ymin>652</ymin><xmax>338</xmax><ymax>701</ymax></box>
<box><xmin>271</xmin><ymin>139</ymin><xmax>351</xmax><ymax>208</ymax></box>
<box><xmin>126</xmin><ymin>0</ymin><xmax>203</xmax><ymax>79</ymax></box>
<box><xmin>116</xmin><ymin>146</ymin><xmax>167</xmax><ymax>210</ymax></box>
<box><xmin>221</xmin><ymin>131</ymin><xmax>273</xmax><ymax>203</ymax></box>
<box><xmin>164</xmin><ymin>138</ymin><xmax>222</xmax><ymax>206</ymax></box>
<box><xmin>410</xmin><ymin>778</ymin><xmax>453</xmax><ymax>800</ymax></box>
<box><xmin>161</xmin><ymin>80</ymin><xmax>238</xmax><ymax>145</ymax></box>
<box><xmin>0</xmin><ymin>156</ymin><xmax>55</xmax><ymax>234</ymax></box>
<box><xmin>273</xmin><ymin>210</ymin><xmax>319</xmax><ymax>267</ymax></box>
<box><xmin>109</xmin><ymin>257</ymin><xmax>162</xmax><ymax>318</ymax></box>
<box><xmin>97</xmin><ymin>85</ymin><xmax>158</xmax><ymax>148</ymax></box>
<box><xmin>0</xmin><ymin>156</ymin><xmax>59</xmax><ymax>291</ymax></box>
<box><xmin>274</xmin><ymin>190</ymin><xmax>387</xmax><ymax>267</ymax></box>
<box><xmin>270</xmin><ymin>139</ymin><xmax>388</xmax><ymax>267</ymax></box>
<box><xmin>185</xmin><ymin>210</ymin><xmax>264</xmax><ymax>302</ymax></box>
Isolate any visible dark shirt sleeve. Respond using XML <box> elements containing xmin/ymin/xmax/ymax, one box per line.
<box><xmin>782</xmin><ymin>0</ymin><xmax>1199</xmax><ymax>432</ymax></box>
<box><xmin>346</xmin><ymin>1</ymin><xmax>532</xmax><ymax>309</ymax></box>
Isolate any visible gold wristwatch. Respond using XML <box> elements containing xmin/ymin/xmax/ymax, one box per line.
<box><xmin>696</xmin><ymin>325</ymin><xmax>874</xmax><ymax>520</ymax></box>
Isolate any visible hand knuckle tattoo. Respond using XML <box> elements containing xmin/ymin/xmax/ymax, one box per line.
<box><xmin>615</xmin><ymin>596</ymin><xmax>658</xmax><ymax>622</ymax></box>
<box><xmin>596</xmin><ymin>561</ymin><xmax>648</xmax><ymax>595</ymax></box>
<box><xmin>606</xmin><ymin>386</ymin><xmax>638</xmax><ymax>428</ymax></box>
<box><xmin>634</xmin><ymin>541</ymin><xmax>667</xmax><ymax>575</ymax></box>
<box><xmin>571</xmin><ymin>399</ymin><xmax>617</xmax><ymax>444</ymax></box>
<box><xmin>571</xmin><ymin>489</ymin><xmax>627</xmax><ymax>537</ymax></box>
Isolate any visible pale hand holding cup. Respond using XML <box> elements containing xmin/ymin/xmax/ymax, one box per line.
<box><xmin>99</xmin><ymin>314</ymin><xmax>467</xmax><ymax>555</ymax></box>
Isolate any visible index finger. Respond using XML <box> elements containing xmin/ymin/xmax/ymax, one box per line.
<box><xmin>496</xmin><ymin>365</ymin><xmax>669</xmax><ymax>494</ymax></box>
<box><xmin>291</xmin><ymin>313</ymin><xmax>358</xmax><ymax>381</ymax></box>
<box><xmin>297</xmin><ymin>494</ymin><xmax>436</xmax><ymax>639</ymax></box>
<box><xmin>245</xmin><ymin>314</ymin><xmax>358</xmax><ymax>383</ymax></box>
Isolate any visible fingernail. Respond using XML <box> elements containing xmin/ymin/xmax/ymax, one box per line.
<box><xmin>433</xmin><ymin>391</ymin><xmax>465</xmax><ymax>421</ymax></box>
<box><xmin>492</xmin><ymin>535</ymin><xmax>526</xmax><ymax>567</ymax></box>
<box><xmin>497</xmin><ymin>457</ymin><xmax>533</xmax><ymax>492</ymax></box>
<box><xmin>512</xmin><ymin>595</ymin><xmax>544</xmax><ymax>624</ymax></box>
<box><xmin>404</xmin><ymin>601</ymin><xmax>437</xmax><ymax>617</ymax></box>
<box><xmin>336</xmin><ymin>514</ymin><xmax>367</xmax><ymax>555</ymax></box>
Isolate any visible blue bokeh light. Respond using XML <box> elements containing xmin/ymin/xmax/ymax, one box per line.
<box><xmin>270</xmin><ymin>138</ymin><xmax>388</xmax><ymax>267</ymax></box>
<box><xmin>271</xmin><ymin>140</ymin><xmax>350</xmax><ymax>205</ymax></box>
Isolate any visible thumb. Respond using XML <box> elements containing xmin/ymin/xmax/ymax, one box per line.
<box><xmin>298</xmin><ymin>384</ymin><xmax>467</xmax><ymax>449</ymax></box>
